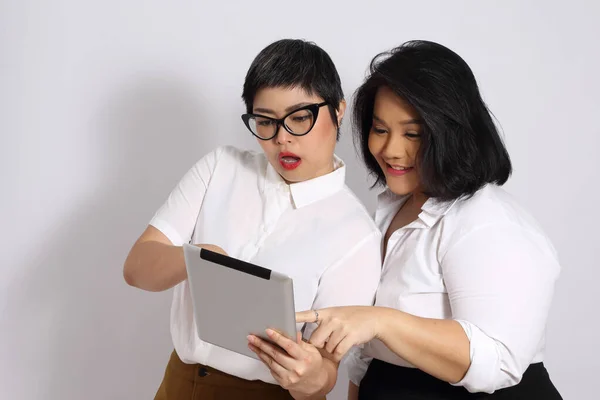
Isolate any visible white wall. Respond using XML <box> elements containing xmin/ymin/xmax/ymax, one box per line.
<box><xmin>2</xmin><ymin>1</ymin><xmax>598</xmax><ymax>399</ymax></box>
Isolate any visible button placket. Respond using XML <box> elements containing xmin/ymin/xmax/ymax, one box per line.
<box><xmin>257</xmin><ymin>186</ymin><xmax>288</xmax><ymax>249</ymax></box>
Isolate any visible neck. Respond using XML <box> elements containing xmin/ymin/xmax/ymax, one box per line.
<box><xmin>313</xmin><ymin>159</ymin><xmax>336</xmax><ymax>179</ymax></box>
<box><xmin>407</xmin><ymin>191</ymin><xmax>428</xmax><ymax>209</ymax></box>
<box><xmin>297</xmin><ymin>159</ymin><xmax>336</xmax><ymax>184</ymax></box>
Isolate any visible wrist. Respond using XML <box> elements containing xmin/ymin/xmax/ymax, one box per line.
<box><xmin>290</xmin><ymin>381</ymin><xmax>325</xmax><ymax>400</ymax></box>
<box><xmin>318</xmin><ymin>363</ymin><xmax>332</xmax><ymax>393</ymax></box>
<box><xmin>374</xmin><ymin>307</ymin><xmax>407</xmax><ymax>342</ymax></box>
<box><xmin>372</xmin><ymin>306</ymin><xmax>389</xmax><ymax>340</ymax></box>
<box><xmin>289</xmin><ymin>363</ymin><xmax>330</xmax><ymax>400</ymax></box>
<box><xmin>314</xmin><ymin>358</ymin><xmax>335</xmax><ymax>397</ymax></box>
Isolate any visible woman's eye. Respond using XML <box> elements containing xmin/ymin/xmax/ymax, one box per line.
<box><xmin>257</xmin><ymin>120</ymin><xmax>273</xmax><ymax>126</ymax></box>
<box><xmin>406</xmin><ymin>132</ymin><xmax>421</xmax><ymax>139</ymax></box>
<box><xmin>292</xmin><ymin>115</ymin><xmax>310</xmax><ymax>122</ymax></box>
<box><xmin>371</xmin><ymin>126</ymin><xmax>387</xmax><ymax>134</ymax></box>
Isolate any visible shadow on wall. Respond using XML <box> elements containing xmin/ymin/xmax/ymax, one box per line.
<box><xmin>1</xmin><ymin>76</ymin><xmax>216</xmax><ymax>400</ymax></box>
<box><xmin>1</xmin><ymin>75</ymin><xmax>378</xmax><ymax>400</ymax></box>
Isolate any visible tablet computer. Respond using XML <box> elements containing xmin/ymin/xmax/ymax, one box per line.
<box><xmin>183</xmin><ymin>243</ymin><xmax>297</xmax><ymax>360</ymax></box>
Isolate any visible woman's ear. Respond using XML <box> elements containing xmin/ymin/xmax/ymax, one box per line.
<box><xmin>336</xmin><ymin>100</ymin><xmax>347</xmax><ymax>125</ymax></box>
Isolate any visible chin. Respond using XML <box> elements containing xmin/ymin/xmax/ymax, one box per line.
<box><xmin>386</xmin><ymin>181</ymin><xmax>417</xmax><ymax>196</ymax></box>
<box><xmin>388</xmin><ymin>187</ymin><xmax>412</xmax><ymax>196</ymax></box>
<box><xmin>276</xmin><ymin>167</ymin><xmax>303</xmax><ymax>183</ymax></box>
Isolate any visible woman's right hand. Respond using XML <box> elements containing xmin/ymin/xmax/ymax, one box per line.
<box><xmin>124</xmin><ymin>225</ymin><xmax>228</xmax><ymax>292</ymax></box>
<box><xmin>247</xmin><ymin>330</ymin><xmax>334</xmax><ymax>399</ymax></box>
<box><xmin>296</xmin><ymin>306</ymin><xmax>381</xmax><ymax>362</ymax></box>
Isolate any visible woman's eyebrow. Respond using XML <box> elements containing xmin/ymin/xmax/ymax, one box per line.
<box><xmin>374</xmin><ymin>114</ymin><xmax>423</xmax><ymax>125</ymax></box>
<box><xmin>254</xmin><ymin>102</ymin><xmax>313</xmax><ymax>115</ymax></box>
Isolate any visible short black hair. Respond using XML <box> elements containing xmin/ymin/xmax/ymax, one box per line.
<box><xmin>353</xmin><ymin>40</ymin><xmax>512</xmax><ymax>201</ymax></box>
<box><xmin>242</xmin><ymin>39</ymin><xmax>344</xmax><ymax>139</ymax></box>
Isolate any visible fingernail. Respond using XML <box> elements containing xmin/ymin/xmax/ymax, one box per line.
<box><xmin>247</xmin><ymin>335</ymin><xmax>253</xmax><ymax>343</ymax></box>
<box><xmin>266</xmin><ymin>329</ymin><xmax>274</xmax><ymax>337</ymax></box>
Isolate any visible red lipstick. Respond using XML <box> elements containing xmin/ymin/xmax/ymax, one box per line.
<box><xmin>278</xmin><ymin>151</ymin><xmax>302</xmax><ymax>170</ymax></box>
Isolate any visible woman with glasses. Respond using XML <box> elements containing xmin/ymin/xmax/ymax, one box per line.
<box><xmin>256</xmin><ymin>40</ymin><xmax>562</xmax><ymax>399</ymax></box>
<box><xmin>123</xmin><ymin>39</ymin><xmax>382</xmax><ymax>400</ymax></box>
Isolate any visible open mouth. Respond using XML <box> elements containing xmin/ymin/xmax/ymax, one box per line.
<box><xmin>279</xmin><ymin>152</ymin><xmax>302</xmax><ymax>170</ymax></box>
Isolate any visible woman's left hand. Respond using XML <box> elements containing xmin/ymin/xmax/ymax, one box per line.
<box><xmin>247</xmin><ymin>330</ymin><xmax>328</xmax><ymax>396</ymax></box>
<box><xmin>296</xmin><ymin>306</ymin><xmax>381</xmax><ymax>362</ymax></box>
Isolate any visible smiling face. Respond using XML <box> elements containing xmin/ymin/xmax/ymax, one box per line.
<box><xmin>367</xmin><ymin>86</ymin><xmax>424</xmax><ymax>196</ymax></box>
<box><xmin>252</xmin><ymin>86</ymin><xmax>344</xmax><ymax>183</ymax></box>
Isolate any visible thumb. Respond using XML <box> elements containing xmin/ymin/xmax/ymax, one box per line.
<box><xmin>296</xmin><ymin>331</ymin><xmax>316</xmax><ymax>351</ymax></box>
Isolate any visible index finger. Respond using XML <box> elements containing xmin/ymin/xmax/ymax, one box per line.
<box><xmin>296</xmin><ymin>309</ymin><xmax>328</xmax><ymax>324</ymax></box>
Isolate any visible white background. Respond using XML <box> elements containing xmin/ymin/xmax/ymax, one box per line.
<box><xmin>1</xmin><ymin>1</ymin><xmax>599</xmax><ymax>399</ymax></box>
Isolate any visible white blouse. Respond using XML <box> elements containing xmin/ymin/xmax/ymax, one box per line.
<box><xmin>149</xmin><ymin>145</ymin><xmax>382</xmax><ymax>383</ymax></box>
<box><xmin>347</xmin><ymin>184</ymin><xmax>561</xmax><ymax>394</ymax></box>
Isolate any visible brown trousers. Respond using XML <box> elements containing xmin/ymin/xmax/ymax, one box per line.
<box><xmin>154</xmin><ymin>350</ymin><xmax>294</xmax><ymax>400</ymax></box>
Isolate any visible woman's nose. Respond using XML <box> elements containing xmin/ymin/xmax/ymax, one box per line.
<box><xmin>275</xmin><ymin>124</ymin><xmax>293</xmax><ymax>144</ymax></box>
<box><xmin>381</xmin><ymin>134</ymin><xmax>405</xmax><ymax>159</ymax></box>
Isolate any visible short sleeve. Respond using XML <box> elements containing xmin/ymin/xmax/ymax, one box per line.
<box><xmin>149</xmin><ymin>147</ymin><xmax>224</xmax><ymax>246</ymax></box>
<box><xmin>303</xmin><ymin>231</ymin><xmax>381</xmax><ymax>383</ymax></box>
<box><xmin>308</xmin><ymin>231</ymin><xmax>381</xmax><ymax>323</ymax></box>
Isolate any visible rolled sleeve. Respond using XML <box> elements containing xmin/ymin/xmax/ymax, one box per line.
<box><xmin>442</xmin><ymin>223</ymin><xmax>560</xmax><ymax>393</ymax></box>
<box><xmin>452</xmin><ymin>319</ymin><xmax>505</xmax><ymax>393</ymax></box>
<box><xmin>346</xmin><ymin>345</ymin><xmax>373</xmax><ymax>386</ymax></box>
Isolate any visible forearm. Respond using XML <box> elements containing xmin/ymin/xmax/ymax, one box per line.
<box><xmin>347</xmin><ymin>382</ymin><xmax>359</xmax><ymax>400</ymax></box>
<box><xmin>123</xmin><ymin>241</ymin><xmax>187</xmax><ymax>292</ymax></box>
<box><xmin>375</xmin><ymin>307</ymin><xmax>470</xmax><ymax>383</ymax></box>
<box><xmin>290</xmin><ymin>357</ymin><xmax>337</xmax><ymax>400</ymax></box>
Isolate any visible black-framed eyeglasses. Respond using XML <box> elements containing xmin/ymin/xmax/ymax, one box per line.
<box><xmin>241</xmin><ymin>102</ymin><xmax>329</xmax><ymax>140</ymax></box>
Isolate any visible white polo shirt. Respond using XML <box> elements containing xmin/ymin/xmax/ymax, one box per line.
<box><xmin>150</xmin><ymin>145</ymin><xmax>382</xmax><ymax>383</ymax></box>
<box><xmin>347</xmin><ymin>184</ymin><xmax>561</xmax><ymax>394</ymax></box>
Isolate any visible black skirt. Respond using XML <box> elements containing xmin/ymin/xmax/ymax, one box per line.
<box><xmin>359</xmin><ymin>359</ymin><xmax>562</xmax><ymax>400</ymax></box>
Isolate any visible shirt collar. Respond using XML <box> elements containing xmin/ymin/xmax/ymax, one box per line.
<box><xmin>263</xmin><ymin>155</ymin><xmax>346</xmax><ymax>209</ymax></box>
<box><xmin>376</xmin><ymin>188</ymin><xmax>458</xmax><ymax>228</ymax></box>
<box><xmin>419</xmin><ymin>196</ymin><xmax>459</xmax><ymax>227</ymax></box>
